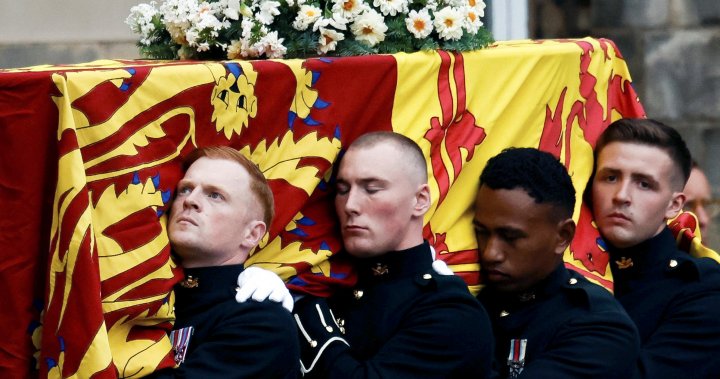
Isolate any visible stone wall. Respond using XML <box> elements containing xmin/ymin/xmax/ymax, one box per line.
<box><xmin>0</xmin><ymin>0</ymin><xmax>141</xmax><ymax>68</ymax></box>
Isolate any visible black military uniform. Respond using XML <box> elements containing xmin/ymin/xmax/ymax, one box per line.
<box><xmin>148</xmin><ymin>264</ymin><xmax>299</xmax><ymax>379</ymax></box>
<box><xmin>478</xmin><ymin>264</ymin><xmax>640</xmax><ymax>378</ymax></box>
<box><xmin>293</xmin><ymin>241</ymin><xmax>494</xmax><ymax>378</ymax></box>
<box><xmin>609</xmin><ymin>227</ymin><xmax>720</xmax><ymax>379</ymax></box>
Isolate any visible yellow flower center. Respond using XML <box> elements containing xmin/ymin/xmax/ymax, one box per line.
<box><xmin>413</xmin><ymin>19</ymin><xmax>426</xmax><ymax>31</ymax></box>
<box><xmin>469</xmin><ymin>0</ymin><xmax>476</xmax><ymax>6</ymax></box>
<box><xmin>343</xmin><ymin>0</ymin><xmax>354</xmax><ymax>11</ymax></box>
<box><xmin>444</xmin><ymin>18</ymin><xmax>454</xmax><ymax>28</ymax></box>
<box><xmin>468</xmin><ymin>13</ymin><xmax>477</xmax><ymax>22</ymax></box>
<box><xmin>362</xmin><ymin>26</ymin><xmax>374</xmax><ymax>35</ymax></box>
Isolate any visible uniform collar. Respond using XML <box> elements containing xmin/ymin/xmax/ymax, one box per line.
<box><xmin>177</xmin><ymin>264</ymin><xmax>245</xmax><ymax>293</ymax></box>
<box><xmin>608</xmin><ymin>227</ymin><xmax>676</xmax><ymax>276</ymax></box>
<box><xmin>173</xmin><ymin>264</ymin><xmax>245</xmax><ymax>315</ymax></box>
<box><xmin>355</xmin><ymin>241</ymin><xmax>432</xmax><ymax>282</ymax></box>
<box><xmin>480</xmin><ymin>264</ymin><xmax>569</xmax><ymax>310</ymax></box>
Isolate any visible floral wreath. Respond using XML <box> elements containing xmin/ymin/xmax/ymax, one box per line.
<box><xmin>126</xmin><ymin>0</ymin><xmax>493</xmax><ymax>60</ymax></box>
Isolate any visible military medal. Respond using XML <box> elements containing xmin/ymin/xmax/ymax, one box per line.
<box><xmin>170</xmin><ymin>326</ymin><xmax>195</xmax><ymax>364</ymax></box>
<box><xmin>507</xmin><ymin>338</ymin><xmax>527</xmax><ymax>378</ymax></box>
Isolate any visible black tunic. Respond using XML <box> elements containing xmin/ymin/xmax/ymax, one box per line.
<box><xmin>478</xmin><ymin>264</ymin><xmax>640</xmax><ymax>378</ymax></box>
<box><xmin>148</xmin><ymin>264</ymin><xmax>300</xmax><ymax>379</ymax></box>
<box><xmin>609</xmin><ymin>227</ymin><xmax>720</xmax><ymax>379</ymax></box>
<box><xmin>296</xmin><ymin>241</ymin><xmax>494</xmax><ymax>379</ymax></box>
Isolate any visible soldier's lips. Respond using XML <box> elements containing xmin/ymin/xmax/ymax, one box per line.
<box><xmin>606</xmin><ymin>212</ymin><xmax>631</xmax><ymax>224</ymax></box>
<box><xmin>175</xmin><ymin>216</ymin><xmax>197</xmax><ymax>226</ymax></box>
<box><xmin>482</xmin><ymin>269</ymin><xmax>510</xmax><ymax>282</ymax></box>
<box><xmin>344</xmin><ymin>225</ymin><xmax>367</xmax><ymax>233</ymax></box>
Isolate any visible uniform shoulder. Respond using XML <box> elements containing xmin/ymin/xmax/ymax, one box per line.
<box><xmin>563</xmin><ymin>270</ymin><xmax>625</xmax><ymax>313</ymax></box>
<box><xmin>669</xmin><ymin>253</ymin><xmax>720</xmax><ymax>284</ymax></box>
<box><xmin>221</xmin><ymin>298</ymin><xmax>295</xmax><ymax>324</ymax></box>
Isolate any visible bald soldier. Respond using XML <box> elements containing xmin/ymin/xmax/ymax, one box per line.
<box><xmin>293</xmin><ymin>132</ymin><xmax>494</xmax><ymax>378</ymax></box>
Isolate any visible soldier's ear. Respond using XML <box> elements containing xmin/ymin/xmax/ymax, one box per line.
<box><xmin>555</xmin><ymin>218</ymin><xmax>576</xmax><ymax>255</ymax></box>
<box><xmin>413</xmin><ymin>183</ymin><xmax>431</xmax><ymax>217</ymax></box>
<box><xmin>241</xmin><ymin>220</ymin><xmax>267</xmax><ymax>250</ymax></box>
<box><xmin>666</xmin><ymin>192</ymin><xmax>685</xmax><ymax>220</ymax></box>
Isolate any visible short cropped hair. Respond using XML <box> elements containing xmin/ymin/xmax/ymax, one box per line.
<box><xmin>183</xmin><ymin>146</ymin><xmax>274</xmax><ymax>226</ymax></box>
<box><xmin>348</xmin><ymin>131</ymin><xmax>428</xmax><ymax>183</ymax></box>
<box><xmin>480</xmin><ymin>148</ymin><xmax>575</xmax><ymax>220</ymax></box>
<box><xmin>595</xmin><ymin>118</ymin><xmax>692</xmax><ymax>189</ymax></box>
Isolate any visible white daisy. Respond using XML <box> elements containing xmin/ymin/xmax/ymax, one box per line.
<box><xmin>292</xmin><ymin>4</ymin><xmax>323</xmax><ymax>31</ymax></box>
<box><xmin>404</xmin><ymin>9</ymin><xmax>433</xmax><ymax>39</ymax></box>
<box><xmin>332</xmin><ymin>0</ymin><xmax>365</xmax><ymax>18</ymax></box>
<box><xmin>350</xmin><ymin>9</ymin><xmax>387</xmax><ymax>47</ymax></box>
<box><xmin>317</xmin><ymin>27</ymin><xmax>346</xmax><ymax>54</ymax></box>
<box><xmin>467</xmin><ymin>0</ymin><xmax>486</xmax><ymax>16</ymax></box>
<box><xmin>372</xmin><ymin>0</ymin><xmax>407</xmax><ymax>16</ymax></box>
<box><xmin>464</xmin><ymin>6</ymin><xmax>483</xmax><ymax>34</ymax></box>
<box><xmin>433</xmin><ymin>6</ymin><xmax>464</xmax><ymax>41</ymax></box>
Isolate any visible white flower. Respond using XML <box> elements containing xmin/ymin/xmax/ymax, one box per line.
<box><xmin>312</xmin><ymin>13</ymin><xmax>349</xmax><ymax>31</ymax></box>
<box><xmin>227</xmin><ymin>39</ymin><xmax>243</xmax><ymax>59</ymax></box>
<box><xmin>468</xmin><ymin>0</ymin><xmax>486</xmax><ymax>16</ymax></box>
<box><xmin>404</xmin><ymin>9</ymin><xmax>432</xmax><ymax>39</ymax></box>
<box><xmin>317</xmin><ymin>27</ymin><xmax>345</xmax><ymax>54</ymax></box>
<box><xmin>350</xmin><ymin>9</ymin><xmax>387</xmax><ymax>47</ymax></box>
<box><xmin>258</xmin><ymin>31</ymin><xmax>287</xmax><ymax>58</ymax></box>
<box><xmin>257</xmin><ymin>0</ymin><xmax>281</xmax><ymax>25</ymax></box>
<box><xmin>216</xmin><ymin>0</ymin><xmax>241</xmax><ymax>20</ymax></box>
<box><xmin>433</xmin><ymin>6</ymin><xmax>464</xmax><ymax>41</ymax></box>
<box><xmin>332</xmin><ymin>0</ymin><xmax>365</xmax><ymax>18</ymax></box>
<box><xmin>372</xmin><ymin>0</ymin><xmax>407</xmax><ymax>16</ymax></box>
<box><xmin>126</xmin><ymin>2</ymin><xmax>159</xmax><ymax>45</ymax></box>
<box><xmin>197</xmin><ymin>42</ymin><xmax>211</xmax><ymax>52</ymax></box>
<box><xmin>463</xmin><ymin>6</ymin><xmax>483</xmax><ymax>34</ymax></box>
<box><xmin>292</xmin><ymin>4</ymin><xmax>323</xmax><ymax>31</ymax></box>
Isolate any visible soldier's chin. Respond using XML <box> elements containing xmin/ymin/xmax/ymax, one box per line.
<box><xmin>344</xmin><ymin>241</ymin><xmax>378</xmax><ymax>258</ymax></box>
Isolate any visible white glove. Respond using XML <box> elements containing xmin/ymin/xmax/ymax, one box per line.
<box><xmin>432</xmin><ymin>259</ymin><xmax>454</xmax><ymax>276</ymax></box>
<box><xmin>236</xmin><ymin>266</ymin><xmax>294</xmax><ymax>312</ymax></box>
<box><xmin>429</xmin><ymin>245</ymin><xmax>454</xmax><ymax>276</ymax></box>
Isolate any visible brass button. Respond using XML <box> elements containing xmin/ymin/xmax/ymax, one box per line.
<box><xmin>353</xmin><ymin>290</ymin><xmax>364</xmax><ymax>299</ymax></box>
<box><xmin>669</xmin><ymin>259</ymin><xmax>678</xmax><ymax>268</ymax></box>
<box><xmin>569</xmin><ymin>278</ymin><xmax>578</xmax><ymax>285</ymax></box>
<box><xmin>423</xmin><ymin>274</ymin><xmax>432</xmax><ymax>280</ymax></box>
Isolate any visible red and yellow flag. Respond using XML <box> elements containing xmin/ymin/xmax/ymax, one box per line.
<box><xmin>0</xmin><ymin>38</ymin><xmax>674</xmax><ymax>378</ymax></box>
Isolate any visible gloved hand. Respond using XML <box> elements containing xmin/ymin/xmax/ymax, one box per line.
<box><xmin>235</xmin><ymin>266</ymin><xmax>294</xmax><ymax>312</ymax></box>
<box><xmin>430</xmin><ymin>245</ymin><xmax>454</xmax><ymax>276</ymax></box>
<box><xmin>293</xmin><ymin>296</ymin><xmax>349</xmax><ymax>375</ymax></box>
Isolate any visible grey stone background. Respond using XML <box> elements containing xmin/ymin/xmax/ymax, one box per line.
<box><xmin>2</xmin><ymin>0</ymin><xmax>718</xmax><ymax>246</ymax></box>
